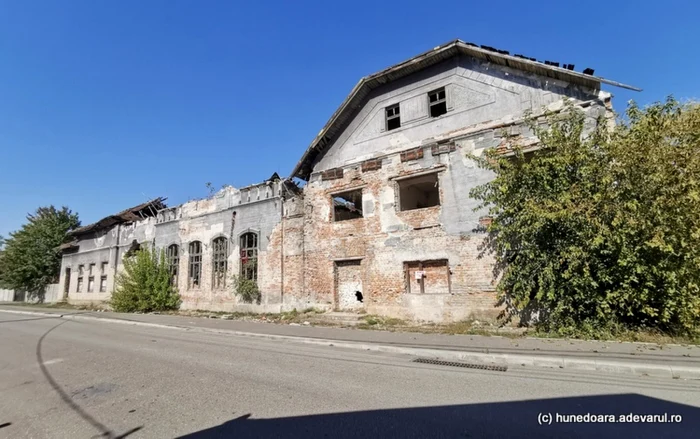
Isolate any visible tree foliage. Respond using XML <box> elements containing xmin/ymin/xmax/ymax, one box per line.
<box><xmin>471</xmin><ymin>98</ymin><xmax>700</xmax><ymax>336</ymax></box>
<box><xmin>111</xmin><ymin>247</ymin><xmax>180</xmax><ymax>312</ymax></box>
<box><xmin>0</xmin><ymin>206</ymin><xmax>80</xmax><ymax>294</ymax></box>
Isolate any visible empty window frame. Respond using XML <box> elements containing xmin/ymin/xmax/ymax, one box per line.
<box><xmin>428</xmin><ymin>87</ymin><xmax>447</xmax><ymax>118</ymax></box>
<box><xmin>212</xmin><ymin>237</ymin><xmax>228</xmax><ymax>288</ymax></box>
<box><xmin>397</xmin><ymin>173</ymin><xmax>441</xmax><ymax>211</ymax></box>
<box><xmin>188</xmin><ymin>241</ymin><xmax>202</xmax><ymax>289</ymax></box>
<box><xmin>404</xmin><ymin>260</ymin><xmax>450</xmax><ymax>294</ymax></box>
<box><xmin>100</xmin><ymin>261</ymin><xmax>108</xmax><ymax>273</ymax></box>
<box><xmin>332</xmin><ymin>189</ymin><xmax>363</xmax><ymax>222</ymax></box>
<box><xmin>78</xmin><ymin>265</ymin><xmax>84</xmax><ymax>276</ymax></box>
<box><xmin>240</xmin><ymin>232</ymin><xmax>258</xmax><ymax>281</ymax></box>
<box><xmin>89</xmin><ymin>263</ymin><xmax>95</xmax><ymax>276</ymax></box>
<box><xmin>167</xmin><ymin>244</ymin><xmax>179</xmax><ymax>286</ymax></box>
<box><xmin>87</xmin><ymin>276</ymin><xmax>95</xmax><ymax>293</ymax></box>
<box><xmin>76</xmin><ymin>276</ymin><xmax>83</xmax><ymax>293</ymax></box>
<box><xmin>385</xmin><ymin>104</ymin><xmax>401</xmax><ymax>131</ymax></box>
<box><xmin>99</xmin><ymin>275</ymin><xmax>108</xmax><ymax>293</ymax></box>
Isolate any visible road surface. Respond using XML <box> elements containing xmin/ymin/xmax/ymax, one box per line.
<box><xmin>1</xmin><ymin>312</ymin><xmax>699</xmax><ymax>438</ymax></box>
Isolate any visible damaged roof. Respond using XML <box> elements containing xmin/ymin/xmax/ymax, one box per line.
<box><xmin>290</xmin><ymin>39</ymin><xmax>640</xmax><ymax>180</ymax></box>
<box><xmin>69</xmin><ymin>197</ymin><xmax>167</xmax><ymax>237</ymax></box>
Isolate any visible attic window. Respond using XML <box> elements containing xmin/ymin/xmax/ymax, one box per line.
<box><xmin>386</xmin><ymin>104</ymin><xmax>401</xmax><ymax>131</ymax></box>
<box><xmin>397</xmin><ymin>173</ymin><xmax>440</xmax><ymax>211</ymax></box>
<box><xmin>332</xmin><ymin>189</ymin><xmax>363</xmax><ymax>222</ymax></box>
<box><xmin>428</xmin><ymin>88</ymin><xmax>447</xmax><ymax>118</ymax></box>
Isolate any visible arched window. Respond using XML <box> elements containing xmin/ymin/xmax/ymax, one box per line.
<box><xmin>166</xmin><ymin>244</ymin><xmax>179</xmax><ymax>285</ymax></box>
<box><xmin>188</xmin><ymin>241</ymin><xmax>202</xmax><ymax>289</ymax></box>
<box><xmin>240</xmin><ymin>232</ymin><xmax>258</xmax><ymax>281</ymax></box>
<box><xmin>212</xmin><ymin>237</ymin><xmax>228</xmax><ymax>288</ymax></box>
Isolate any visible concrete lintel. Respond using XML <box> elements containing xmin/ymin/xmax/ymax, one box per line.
<box><xmin>330</xmin><ymin>256</ymin><xmax>365</xmax><ymax>262</ymax></box>
<box><xmin>390</xmin><ymin>165</ymin><xmax>447</xmax><ymax>181</ymax></box>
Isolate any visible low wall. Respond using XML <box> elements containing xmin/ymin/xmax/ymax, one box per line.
<box><xmin>0</xmin><ymin>284</ymin><xmax>61</xmax><ymax>304</ymax></box>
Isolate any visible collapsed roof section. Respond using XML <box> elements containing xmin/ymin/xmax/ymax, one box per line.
<box><xmin>290</xmin><ymin>39</ymin><xmax>641</xmax><ymax>181</ymax></box>
<box><xmin>69</xmin><ymin>197</ymin><xmax>167</xmax><ymax>238</ymax></box>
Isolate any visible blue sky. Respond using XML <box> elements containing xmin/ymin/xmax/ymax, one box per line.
<box><xmin>1</xmin><ymin>0</ymin><xmax>697</xmax><ymax>236</ymax></box>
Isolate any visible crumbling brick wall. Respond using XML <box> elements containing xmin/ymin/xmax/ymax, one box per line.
<box><xmin>281</xmin><ymin>140</ymin><xmax>504</xmax><ymax>322</ymax></box>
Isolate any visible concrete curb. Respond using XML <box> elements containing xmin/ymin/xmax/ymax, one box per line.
<box><xmin>3</xmin><ymin>308</ymin><xmax>699</xmax><ymax>380</ymax></box>
<box><xmin>0</xmin><ymin>309</ymin><xmax>64</xmax><ymax>318</ymax></box>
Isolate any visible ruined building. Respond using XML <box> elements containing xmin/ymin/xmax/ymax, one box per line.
<box><xmin>58</xmin><ymin>40</ymin><xmax>637</xmax><ymax>322</ymax></box>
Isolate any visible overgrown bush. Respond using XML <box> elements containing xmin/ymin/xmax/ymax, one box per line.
<box><xmin>111</xmin><ymin>247</ymin><xmax>180</xmax><ymax>312</ymax></box>
<box><xmin>231</xmin><ymin>261</ymin><xmax>261</xmax><ymax>304</ymax></box>
<box><xmin>471</xmin><ymin>98</ymin><xmax>700</xmax><ymax>336</ymax></box>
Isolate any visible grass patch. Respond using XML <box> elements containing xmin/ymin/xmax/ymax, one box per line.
<box><xmin>361</xmin><ymin>315</ymin><xmax>407</xmax><ymax>327</ymax></box>
<box><xmin>531</xmin><ymin>327</ymin><xmax>700</xmax><ymax>346</ymax></box>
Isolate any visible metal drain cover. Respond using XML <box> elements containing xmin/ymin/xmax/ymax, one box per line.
<box><xmin>412</xmin><ymin>357</ymin><xmax>508</xmax><ymax>372</ymax></box>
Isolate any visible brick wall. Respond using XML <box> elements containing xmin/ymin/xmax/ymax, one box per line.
<box><xmin>279</xmin><ymin>146</ymin><xmax>502</xmax><ymax>323</ymax></box>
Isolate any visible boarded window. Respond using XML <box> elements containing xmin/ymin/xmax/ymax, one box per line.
<box><xmin>188</xmin><ymin>241</ymin><xmax>202</xmax><ymax>289</ymax></box>
<box><xmin>240</xmin><ymin>232</ymin><xmax>258</xmax><ymax>281</ymax></box>
<box><xmin>99</xmin><ymin>275</ymin><xmax>107</xmax><ymax>293</ymax></box>
<box><xmin>167</xmin><ymin>244</ymin><xmax>179</xmax><ymax>285</ymax></box>
<box><xmin>212</xmin><ymin>237</ymin><xmax>228</xmax><ymax>288</ymax></box>
<box><xmin>335</xmin><ymin>259</ymin><xmax>364</xmax><ymax>311</ymax></box>
<box><xmin>332</xmin><ymin>189</ymin><xmax>363</xmax><ymax>222</ymax></box>
<box><xmin>397</xmin><ymin>173</ymin><xmax>440</xmax><ymax>211</ymax></box>
<box><xmin>385</xmin><ymin>104</ymin><xmax>401</xmax><ymax>131</ymax></box>
<box><xmin>404</xmin><ymin>260</ymin><xmax>450</xmax><ymax>294</ymax></box>
<box><xmin>428</xmin><ymin>87</ymin><xmax>447</xmax><ymax>118</ymax></box>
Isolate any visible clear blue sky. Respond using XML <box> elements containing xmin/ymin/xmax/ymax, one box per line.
<box><xmin>1</xmin><ymin>0</ymin><xmax>697</xmax><ymax>236</ymax></box>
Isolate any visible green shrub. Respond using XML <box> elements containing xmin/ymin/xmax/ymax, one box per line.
<box><xmin>231</xmin><ymin>262</ymin><xmax>261</xmax><ymax>304</ymax></box>
<box><xmin>470</xmin><ymin>98</ymin><xmax>700</xmax><ymax>336</ymax></box>
<box><xmin>111</xmin><ymin>247</ymin><xmax>180</xmax><ymax>313</ymax></box>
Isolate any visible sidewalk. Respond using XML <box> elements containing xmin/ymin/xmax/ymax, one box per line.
<box><xmin>2</xmin><ymin>304</ymin><xmax>699</xmax><ymax>379</ymax></box>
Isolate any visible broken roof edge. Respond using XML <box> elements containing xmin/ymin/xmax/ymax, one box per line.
<box><xmin>157</xmin><ymin>176</ymin><xmax>298</xmax><ymax>215</ymax></box>
<box><xmin>69</xmin><ymin>197</ymin><xmax>167</xmax><ymax>237</ymax></box>
<box><xmin>289</xmin><ymin>39</ymin><xmax>640</xmax><ymax>180</ymax></box>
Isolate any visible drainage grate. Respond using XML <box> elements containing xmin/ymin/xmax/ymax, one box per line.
<box><xmin>412</xmin><ymin>358</ymin><xmax>508</xmax><ymax>372</ymax></box>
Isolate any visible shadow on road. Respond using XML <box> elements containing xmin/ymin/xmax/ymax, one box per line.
<box><xmin>178</xmin><ymin>394</ymin><xmax>700</xmax><ymax>439</ymax></box>
<box><xmin>36</xmin><ymin>320</ymin><xmax>142</xmax><ymax>439</ymax></box>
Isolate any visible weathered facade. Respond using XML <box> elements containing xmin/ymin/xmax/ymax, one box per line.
<box><xmin>59</xmin><ymin>178</ymin><xmax>297</xmax><ymax>313</ymax></box>
<box><xmin>58</xmin><ymin>40</ymin><xmax>636</xmax><ymax>322</ymax></box>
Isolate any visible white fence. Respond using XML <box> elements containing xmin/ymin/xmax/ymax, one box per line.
<box><xmin>0</xmin><ymin>289</ymin><xmax>14</xmax><ymax>302</ymax></box>
<box><xmin>0</xmin><ymin>283</ymin><xmax>61</xmax><ymax>304</ymax></box>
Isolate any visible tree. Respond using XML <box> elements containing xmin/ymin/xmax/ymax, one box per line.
<box><xmin>470</xmin><ymin>98</ymin><xmax>700</xmax><ymax>336</ymax></box>
<box><xmin>0</xmin><ymin>206</ymin><xmax>80</xmax><ymax>295</ymax></box>
<box><xmin>111</xmin><ymin>246</ymin><xmax>180</xmax><ymax>312</ymax></box>
<box><xmin>0</xmin><ymin>235</ymin><xmax>6</xmax><ymax>288</ymax></box>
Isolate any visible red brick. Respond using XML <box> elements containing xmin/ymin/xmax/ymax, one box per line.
<box><xmin>400</xmin><ymin>147</ymin><xmax>424</xmax><ymax>162</ymax></box>
<box><xmin>361</xmin><ymin>159</ymin><xmax>382</xmax><ymax>172</ymax></box>
<box><xmin>321</xmin><ymin>168</ymin><xmax>344</xmax><ymax>181</ymax></box>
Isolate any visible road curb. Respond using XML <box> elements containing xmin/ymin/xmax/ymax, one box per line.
<box><xmin>0</xmin><ymin>309</ymin><xmax>64</xmax><ymax>318</ymax></box>
<box><xmin>3</xmin><ymin>308</ymin><xmax>699</xmax><ymax>379</ymax></box>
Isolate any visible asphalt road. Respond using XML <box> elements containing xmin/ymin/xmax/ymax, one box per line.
<box><xmin>1</xmin><ymin>313</ymin><xmax>699</xmax><ymax>439</ymax></box>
